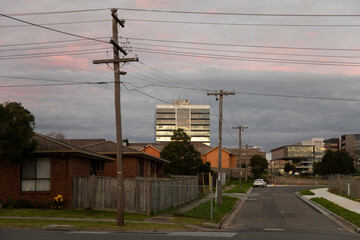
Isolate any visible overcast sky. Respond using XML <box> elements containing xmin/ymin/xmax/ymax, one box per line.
<box><xmin>2</xmin><ymin>1</ymin><xmax>360</xmax><ymax>156</ymax></box>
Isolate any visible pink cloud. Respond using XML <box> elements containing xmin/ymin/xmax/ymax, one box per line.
<box><xmin>24</xmin><ymin>55</ymin><xmax>92</xmax><ymax>72</ymax></box>
<box><xmin>135</xmin><ymin>0</ymin><xmax>162</xmax><ymax>8</ymax></box>
<box><xmin>306</xmin><ymin>32</ymin><xmax>318</xmax><ymax>37</ymax></box>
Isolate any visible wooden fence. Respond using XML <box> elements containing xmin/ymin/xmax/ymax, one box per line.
<box><xmin>71</xmin><ymin>176</ymin><xmax>199</xmax><ymax>214</ymax></box>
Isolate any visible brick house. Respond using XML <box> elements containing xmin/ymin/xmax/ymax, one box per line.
<box><xmin>0</xmin><ymin>133</ymin><xmax>169</xmax><ymax>209</ymax></box>
<box><xmin>0</xmin><ymin>133</ymin><xmax>115</xmax><ymax>208</ymax></box>
<box><xmin>81</xmin><ymin>141</ymin><xmax>169</xmax><ymax>178</ymax></box>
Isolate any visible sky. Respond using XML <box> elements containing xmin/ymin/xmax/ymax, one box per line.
<box><xmin>1</xmin><ymin>0</ymin><xmax>360</xmax><ymax>157</ymax></box>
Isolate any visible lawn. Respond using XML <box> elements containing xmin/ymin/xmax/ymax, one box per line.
<box><xmin>0</xmin><ymin>218</ymin><xmax>188</xmax><ymax>231</ymax></box>
<box><xmin>299</xmin><ymin>188</ymin><xmax>315</xmax><ymax>195</ymax></box>
<box><xmin>225</xmin><ymin>179</ymin><xmax>253</xmax><ymax>193</ymax></box>
<box><xmin>0</xmin><ymin>208</ymin><xmax>149</xmax><ymax>221</ymax></box>
<box><xmin>311</xmin><ymin>197</ymin><xmax>360</xmax><ymax>227</ymax></box>
<box><xmin>176</xmin><ymin>195</ymin><xmax>238</xmax><ymax>222</ymax></box>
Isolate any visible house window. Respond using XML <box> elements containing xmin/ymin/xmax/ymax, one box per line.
<box><xmin>22</xmin><ymin>157</ymin><xmax>51</xmax><ymax>192</ymax></box>
<box><xmin>139</xmin><ymin>158</ymin><xmax>144</xmax><ymax>176</ymax></box>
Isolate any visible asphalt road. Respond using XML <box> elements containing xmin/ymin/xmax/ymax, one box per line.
<box><xmin>228</xmin><ymin>185</ymin><xmax>359</xmax><ymax>239</ymax></box>
<box><xmin>1</xmin><ymin>186</ymin><xmax>359</xmax><ymax>240</ymax></box>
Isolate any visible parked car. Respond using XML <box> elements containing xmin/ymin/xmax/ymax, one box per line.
<box><xmin>253</xmin><ymin>179</ymin><xmax>267</xmax><ymax>187</ymax></box>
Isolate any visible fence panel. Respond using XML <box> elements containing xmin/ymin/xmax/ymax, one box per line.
<box><xmin>72</xmin><ymin>176</ymin><xmax>200</xmax><ymax>214</ymax></box>
<box><xmin>329</xmin><ymin>175</ymin><xmax>360</xmax><ymax>199</ymax></box>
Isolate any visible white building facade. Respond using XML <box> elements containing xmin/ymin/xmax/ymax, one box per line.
<box><xmin>155</xmin><ymin>100</ymin><xmax>210</xmax><ymax>146</ymax></box>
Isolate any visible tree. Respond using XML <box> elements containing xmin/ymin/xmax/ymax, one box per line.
<box><xmin>160</xmin><ymin>128</ymin><xmax>210</xmax><ymax>175</ymax></box>
<box><xmin>0</xmin><ymin>102</ymin><xmax>36</xmax><ymax>163</ymax></box>
<box><xmin>283</xmin><ymin>162</ymin><xmax>297</xmax><ymax>174</ymax></box>
<box><xmin>47</xmin><ymin>131</ymin><xmax>66</xmax><ymax>140</ymax></box>
<box><xmin>314</xmin><ymin>150</ymin><xmax>356</xmax><ymax>176</ymax></box>
<box><xmin>249</xmin><ymin>154</ymin><xmax>268</xmax><ymax>179</ymax></box>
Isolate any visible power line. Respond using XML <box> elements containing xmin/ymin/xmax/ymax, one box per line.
<box><xmin>4</xmin><ymin>8</ymin><xmax>360</xmax><ymax>17</ymax></box>
<box><xmin>131</xmin><ymin>42</ymin><xmax>360</xmax><ymax>59</ymax></box>
<box><xmin>0</xmin><ymin>81</ymin><xmax>113</xmax><ymax>88</ymax></box>
<box><xmin>122</xmin><ymin>80</ymin><xmax>360</xmax><ymax>102</ymax></box>
<box><xmin>4</xmin><ymin>17</ymin><xmax>360</xmax><ymax>28</ymax></box>
<box><xmin>116</xmin><ymin>7</ymin><xmax>360</xmax><ymax>17</ymax></box>
<box><xmin>0</xmin><ymin>13</ymin><xmax>109</xmax><ymax>44</ymax></box>
<box><xmin>133</xmin><ymin>47</ymin><xmax>360</xmax><ymax>67</ymax></box>
<box><xmin>0</xmin><ymin>47</ymin><xmax>111</xmax><ymax>59</ymax></box>
<box><xmin>0</xmin><ymin>38</ymin><xmax>108</xmax><ymax>48</ymax></box>
<box><xmin>124</xmin><ymin>18</ymin><xmax>360</xmax><ymax>27</ymax></box>
<box><xmin>0</xmin><ymin>19</ymin><xmax>110</xmax><ymax>28</ymax></box>
<box><xmin>4</xmin><ymin>8</ymin><xmax>111</xmax><ymax>16</ymax></box>
<box><xmin>127</xmin><ymin>37</ymin><xmax>360</xmax><ymax>52</ymax></box>
<box><xmin>0</xmin><ymin>49</ymin><xmax>110</xmax><ymax>60</ymax></box>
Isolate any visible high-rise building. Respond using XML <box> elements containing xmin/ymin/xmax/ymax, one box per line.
<box><xmin>155</xmin><ymin>99</ymin><xmax>210</xmax><ymax>145</ymax></box>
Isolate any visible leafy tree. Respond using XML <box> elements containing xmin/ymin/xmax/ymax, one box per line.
<box><xmin>283</xmin><ymin>162</ymin><xmax>297</xmax><ymax>174</ymax></box>
<box><xmin>314</xmin><ymin>150</ymin><xmax>356</xmax><ymax>176</ymax></box>
<box><xmin>160</xmin><ymin>128</ymin><xmax>210</xmax><ymax>175</ymax></box>
<box><xmin>249</xmin><ymin>154</ymin><xmax>268</xmax><ymax>179</ymax></box>
<box><xmin>0</xmin><ymin>102</ymin><xmax>36</xmax><ymax>163</ymax></box>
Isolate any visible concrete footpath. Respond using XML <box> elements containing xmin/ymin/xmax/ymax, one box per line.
<box><xmin>303</xmin><ymin>187</ymin><xmax>360</xmax><ymax>214</ymax></box>
<box><xmin>298</xmin><ymin>187</ymin><xmax>360</xmax><ymax>233</ymax></box>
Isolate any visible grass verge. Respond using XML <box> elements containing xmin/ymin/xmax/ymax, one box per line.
<box><xmin>311</xmin><ymin>197</ymin><xmax>360</xmax><ymax>227</ymax></box>
<box><xmin>175</xmin><ymin>196</ymin><xmax>238</xmax><ymax>223</ymax></box>
<box><xmin>225</xmin><ymin>179</ymin><xmax>253</xmax><ymax>193</ymax></box>
<box><xmin>0</xmin><ymin>209</ymin><xmax>149</xmax><ymax>221</ymax></box>
<box><xmin>0</xmin><ymin>218</ymin><xmax>188</xmax><ymax>231</ymax></box>
<box><xmin>299</xmin><ymin>189</ymin><xmax>315</xmax><ymax>195</ymax></box>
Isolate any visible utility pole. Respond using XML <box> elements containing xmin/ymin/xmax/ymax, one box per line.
<box><xmin>232</xmin><ymin>125</ymin><xmax>247</xmax><ymax>191</ymax></box>
<box><xmin>93</xmin><ymin>9</ymin><xmax>138</xmax><ymax>226</ymax></box>
<box><xmin>245</xmin><ymin>144</ymin><xmax>249</xmax><ymax>181</ymax></box>
<box><xmin>207</xmin><ymin>90</ymin><xmax>235</xmax><ymax>206</ymax></box>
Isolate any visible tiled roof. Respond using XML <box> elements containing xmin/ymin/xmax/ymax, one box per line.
<box><xmin>192</xmin><ymin>142</ymin><xmax>214</xmax><ymax>154</ymax></box>
<box><xmin>61</xmin><ymin>139</ymin><xmax>106</xmax><ymax>147</ymax></box>
<box><xmin>84</xmin><ymin>141</ymin><xmax>139</xmax><ymax>153</ymax></box>
<box><xmin>84</xmin><ymin>141</ymin><xmax>169</xmax><ymax>164</ymax></box>
<box><xmin>128</xmin><ymin>142</ymin><xmax>215</xmax><ymax>155</ymax></box>
<box><xmin>128</xmin><ymin>142</ymin><xmax>168</xmax><ymax>152</ymax></box>
<box><xmin>33</xmin><ymin>133</ymin><xmax>114</xmax><ymax>161</ymax></box>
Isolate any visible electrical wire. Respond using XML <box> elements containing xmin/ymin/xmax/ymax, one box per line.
<box><xmin>5</xmin><ymin>8</ymin><xmax>111</xmax><ymax>16</ymax></box>
<box><xmin>123</xmin><ymin>18</ymin><xmax>360</xmax><ymax>27</ymax></box>
<box><xmin>131</xmin><ymin>42</ymin><xmax>360</xmax><ymax>59</ymax></box>
<box><xmin>127</xmin><ymin>37</ymin><xmax>360</xmax><ymax>52</ymax></box>
<box><xmin>0</xmin><ymin>13</ymin><xmax>109</xmax><ymax>44</ymax></box>
<box><xmin>134</xmin><ymin>47</ymin><xmax>360</xmax><ymax>67</ymax></box>
<box><xmin>116</xmin><ymin>7</ymin><xmax>360</xmax><ymax>17</ymax></box>
<box><xmin>4</xmin><ymin>17</ymin><xmax>360</xmax><ymax>28</ymax></box>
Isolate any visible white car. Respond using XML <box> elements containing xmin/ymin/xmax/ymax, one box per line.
<box><xmin>253</xmin><ymin>179</ymin><xmax>267</xmax><ymax>187</ymax></box>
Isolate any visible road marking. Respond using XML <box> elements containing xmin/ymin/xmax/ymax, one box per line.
<box><xmin>69</xmin><ymin>231</ymin><xmax>110</xmax><ymax>234</ymax></box>
<box><xmin>264</xmin><ymin>228</ymin><xmax>285</xmax><ymax>231</ymax></box>
<box><xmin>167</xmin><ymin>232</ymin><xmax>238</xmax><ymax>237</ymax></box>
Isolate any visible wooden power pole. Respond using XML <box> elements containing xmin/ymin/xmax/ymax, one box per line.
<box><xmin>232</xmin><ymin>125</ymin><xmax>247</xmax><ymax>191</ymax></box>
<box><xmin>207</xmin><ymin>90</ymin><xmax>235</xmax><ymax>206</ymax></box>
<box><xmin>93</xmin><ymin>9</ymin><xmax>138</xmax><ymax>226</ymax></box>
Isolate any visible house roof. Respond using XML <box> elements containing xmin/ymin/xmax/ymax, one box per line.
<box><xmin>128</xmin><ymin>142</ymin><xmax>214</xmax><ymax>155</ymax></box>
<box><xmin>83</xmin><ymin>141</ymin><xmax>170</xmax><ymax>164</ymax></box>
<box><xmin>192</xmin><ymin>142</ymin><xmax>214</xmax><ymax>154</ymax></box>
<box><xmin>128</xmin><ymin>142</ymin><xmax>168</xmax><ymax>152</ymax></box>
<box><xmin>84</xmin><ymin>141</ymin><xmax>138</xmax><ymax>153</ymax></box>
<box><xmin>61</xmin><ymin>139</ymin><xmax>106</xmax><ymax>147</ymax></box>
<box><xmin>33</xmin><ymin>133</ymin><xmax>114</xmax><ymax>162</ymax></box>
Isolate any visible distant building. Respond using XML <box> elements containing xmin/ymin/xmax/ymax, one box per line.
<box><xmin>155</xmin><ymin>99</ymin><xmax>210</xmax><ymax>145</ymax></box>
<box><xmin>341</xmin><ymin>134</ymin><xmax>355</xmax><ymax>159</ymax></box>
<box><xmin>323</xmin><ymin>138</ymin><xmax>340</xmax><ymax>152</ymax></box>
<box><xmin>271</xmin><ymin>138</ymin><xmax>325</xmax><ymax>174</ymax></box>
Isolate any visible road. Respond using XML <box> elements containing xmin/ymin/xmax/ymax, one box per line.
<box><xmin>1</xmin><ymin>186</ymin><xmax>359</xmax><ymax>240</ymax></box>
<box><xmin>228</xmin><ymin>185</ymin><xmax>359</xmax><ymax>239</ymax></box>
